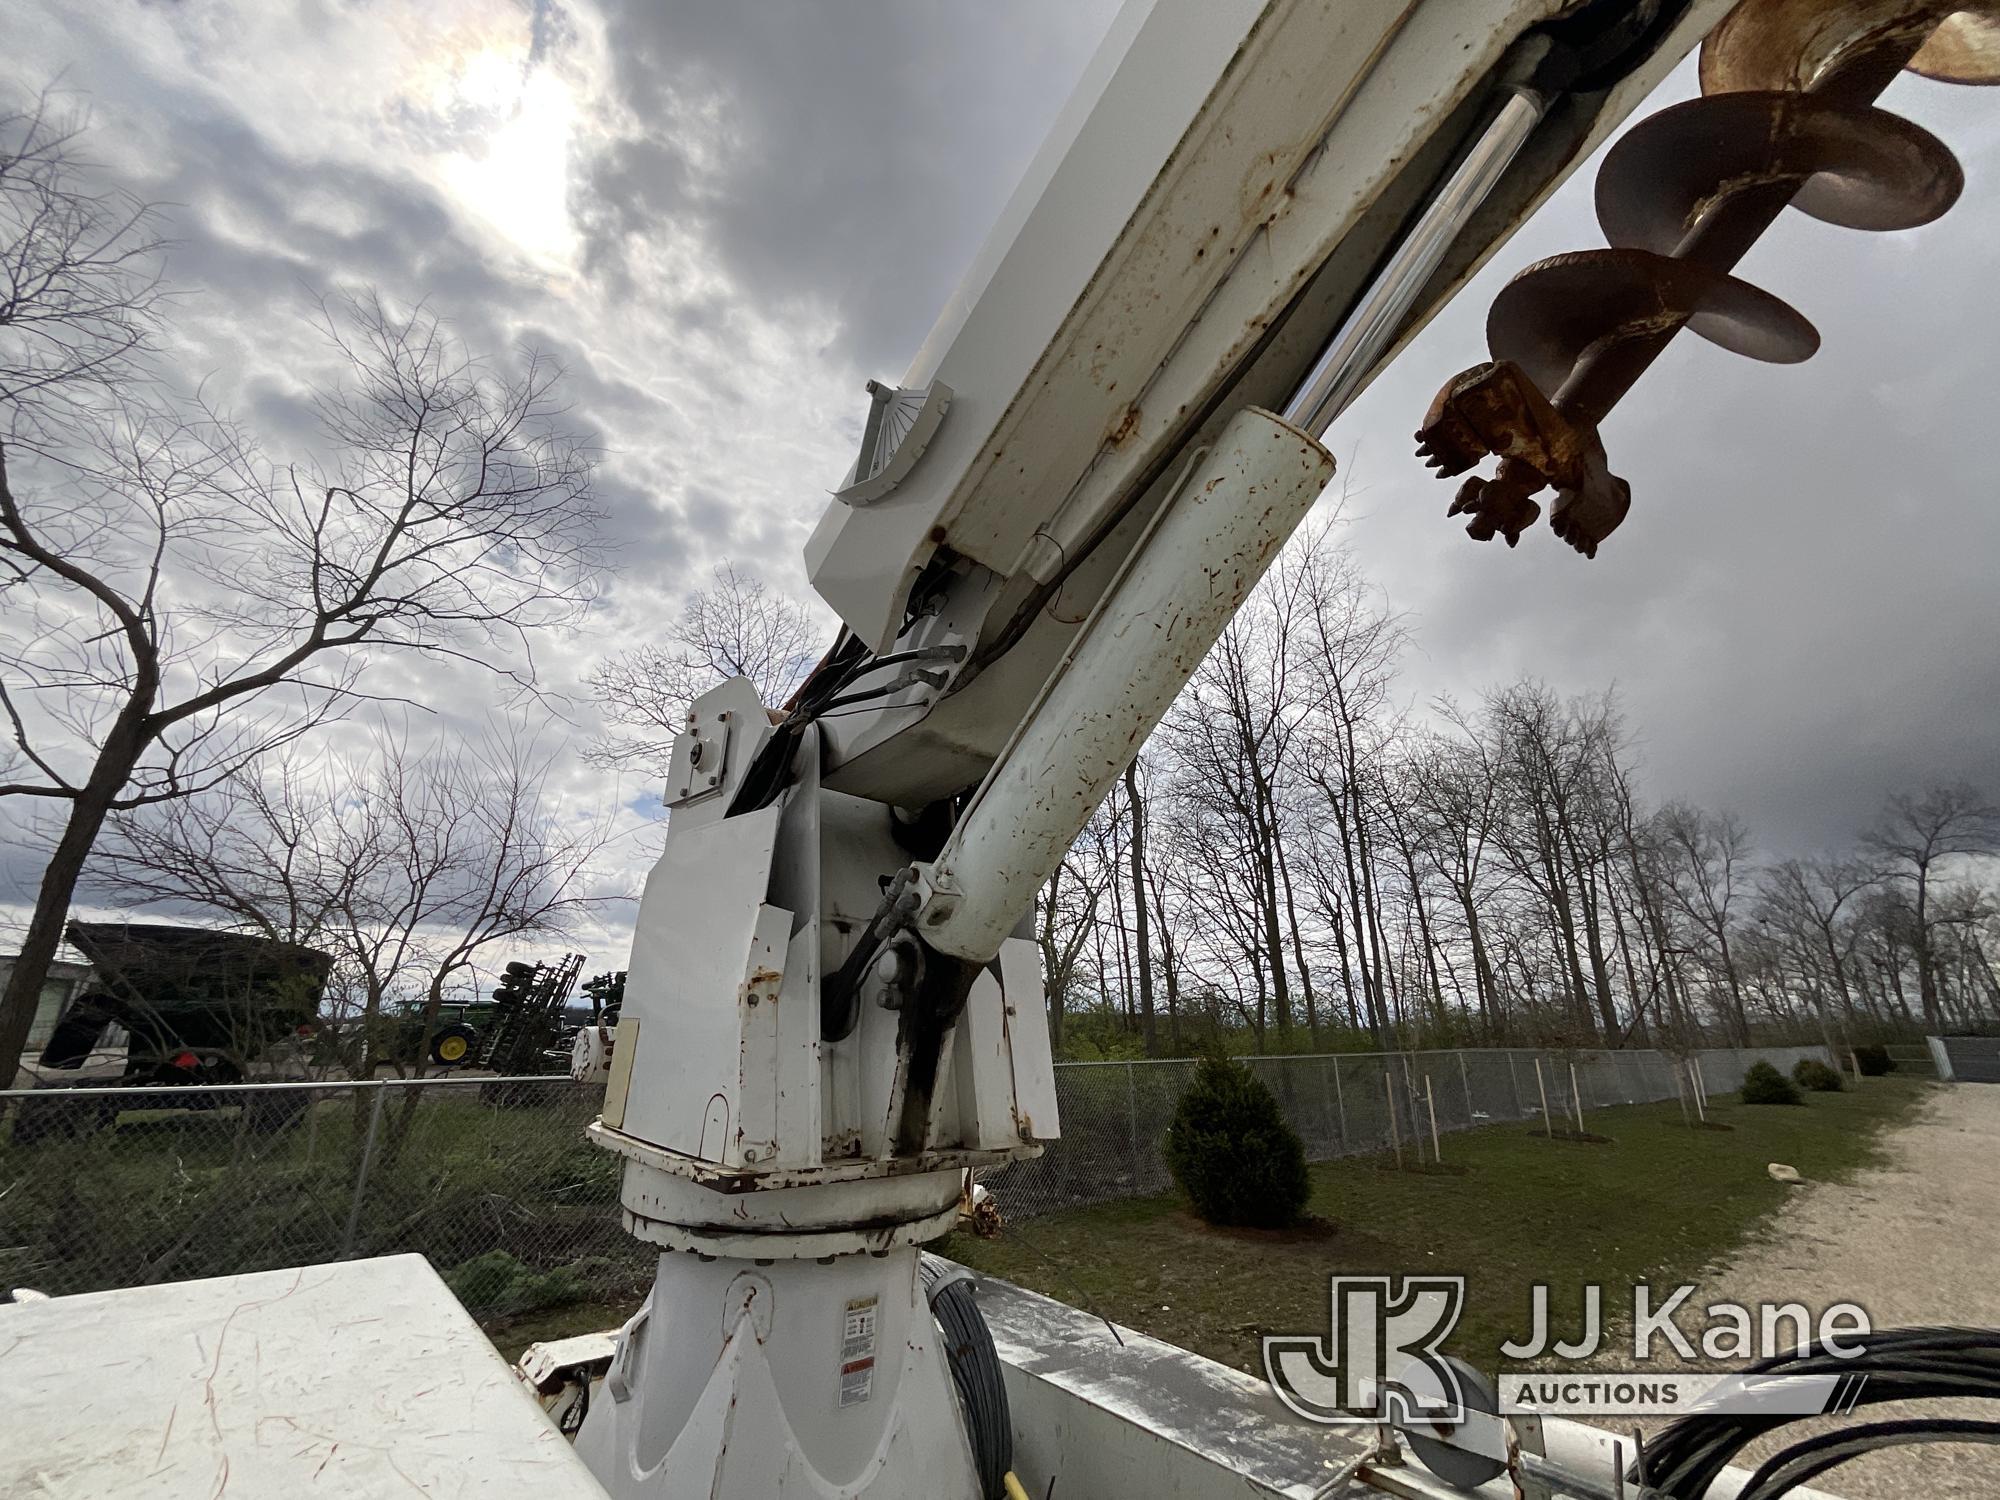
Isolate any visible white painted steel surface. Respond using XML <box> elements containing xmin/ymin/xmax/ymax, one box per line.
<box><xmin>915</xmin><ymin>407</ymin><xmax>1333</xmax><ymax>963</ymax></box>
<box><xmin>0</xmin><ymin>1255</ymin><xmax>609</xmax><ymax>1499</ymax></box>
<box><xmin>573</xmin><ymin>1249</ymin><xmax>977</xmax><ymax>1500</ymax></box>
<box><xmin>1281</xmin><ymin>89</ymin><xmax>1547</xmax><ymax>436</ymax></box>
<box><xmin>807</xmin><ymin>0</ymin><xmax>1731</xmax><ymax>656</ymax></box>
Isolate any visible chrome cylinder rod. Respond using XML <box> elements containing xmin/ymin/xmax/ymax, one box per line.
<box><xmin>1282</xmin><ymin>88</ymin><xmax>1545</xmax><ymax>437</ymax></box>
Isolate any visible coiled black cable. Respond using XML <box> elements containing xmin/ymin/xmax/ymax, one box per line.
<box><xmin>1737</xmin><ymin>1418</ymin><xmax>2000</xmax><ymax>1500</ymax></box>
<box><xmin>921</xmin><ymin>1253</ymin><xmax>1013</xmax><ymax>1500</ymax></box>
<box><xmin>1638</xmin><ymin>1326</ymin><xmax>2000</xmax><ymax>1498</ymax></box>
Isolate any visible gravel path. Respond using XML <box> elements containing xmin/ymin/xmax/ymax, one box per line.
<box><xmin>1636</xmin><ymin>1083</ymin><xmax>2000</xmax><ymax>1499</ymax></box>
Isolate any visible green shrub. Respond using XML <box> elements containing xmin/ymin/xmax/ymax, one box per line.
<box><xmin>1852</xmin><ymin>1043</ymin><xmax>1895</xmax><ymax>1077</ymax></box>
<box><xmin>444</xmin><ymin>1249</ymin><xmax>588</xmax><ymax>1316</ymax></box>
<box><xmin>1163</xmin><ymin>1057</ymin><xmax>1310</xmax><ymax>1228</ymax></box>
<box><xmin>1740</xmin><ymin>1061</ymin><xmax>1802</xmax><ymax>1106</ymax></box>
<box><xmin>1792</xmin><ymin>1058</ymin><xmax>1843</xmax><ymax>1093</ymax></box>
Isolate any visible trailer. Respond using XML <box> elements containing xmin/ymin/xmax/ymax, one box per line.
<box><xmin>10</xmin><ymin>920</ymin><xmax>331</xmax><ymax>1141</ymax></box>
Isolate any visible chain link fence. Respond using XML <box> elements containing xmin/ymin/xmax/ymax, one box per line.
<box><xmin>0</xmin><ymin>1077</ymin><xmax>651</xmax><ymax>1323</ymax></box>
<box><xmin>1</xmin><ymin>1045</ymin><xmax>1830</xmax><ymax>1315</ymax></box>
<box><xmin>985</xmin><ymin>1044</ymin><xmax>1834</xmax><ymax>1219</ymax></box>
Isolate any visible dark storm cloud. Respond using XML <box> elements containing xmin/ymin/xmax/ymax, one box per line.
<box><xmin>575</xmin><ymin>0</ymin><xmax>1122</xmax><ymax>378</ymax></box>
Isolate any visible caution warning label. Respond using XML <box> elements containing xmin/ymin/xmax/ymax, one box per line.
<box><xmin>839</xmin><ymin>1295</ymin><xmax>879</xmax><ymax>1408</ymax></box>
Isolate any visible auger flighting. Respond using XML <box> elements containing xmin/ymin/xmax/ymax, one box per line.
<box><xmin>1418</xmin><ymin>0</ymin><xmax>1997</xmax><ymax>557</ymax></box>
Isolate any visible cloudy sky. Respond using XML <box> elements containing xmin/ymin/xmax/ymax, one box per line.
<box><xmin>5</xmin><ymin>0</ymin><xmax>1996</xmax><ymax>959</ymax></box>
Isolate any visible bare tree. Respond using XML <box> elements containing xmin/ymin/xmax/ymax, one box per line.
<box><xmin>1758</xmin><ymin>857</ymin><xmax>1877</xmax><ymax>1038</ymax></box>
<box><xmin>1933</xmin><ymin>883</ymin><xmax>2000</xmax><ymax>1019</ymax></box>
<box><xmin>0</xmin><ymin>91</ymin><xmax>168</xmax><ymax>438</ymax></box>
<box><xmin>586</xmin><ymin>561</ymin><xmax>823</xmax><ymax>779</ymax></box>
<box><xmin>1863</xmin><ymin>782</ymin><xmax>2000</xmax><ymax>1031</ymax></box>
<box><xmin>1600</xmin><ymin>752</ymin><xmax>1699</xmax><ymax>1044</ymax></box>
<box><xmin>1123</xmin><ymin>756</ymin><xmax>1159</xmax><ymax>1055</ymax></box>
<box><xmin>96</xmin><ymin>726</ymin><xmax>610</xmax><ymax>1079</ymax></box>
<box><xmin>1036</xmin><ymin>835</ymin><xmax>1112</xmax><ymax>1055</ymax></box>
<box><xmin>0</xmin><ymin>104</ymin><xmax>605</xmax><ymax>1079</ymax></box>
<box><xmin>1163</xmin><ymin>606</ymin><xmax>1304</xmax><ymax>1041</ymax></box>
<box><xmin>1293</xmin><ymin>526</ymin><xmax>1406</xmax><ymax>1044</ymax></box>
<box><xmin>1655</xmin><ymin>801</ymin><xmax>1756</xmax><ymax>1045</ymax></box>
<box><xmin>92</xmin><ymin>753</ymin><xmax>368</xmax><ymax>955</ymax></box>
<box><xmin>1137</xmin><ymin>785</ymin><xmax>1194</xmax><ymax>1052</ymax></box>
<box><xmin>1484</xmin><ymin>683</ymin><xmax>1606</xmax><ymax>1041</ymax></box>
<box><xmin>1407</xmin><ymin>724</ymin><xmax>1505</xmax><ymax>1038</ymax></box>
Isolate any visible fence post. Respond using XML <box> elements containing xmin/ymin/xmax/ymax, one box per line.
<box><xmin>340</xmin><ymin>1088</ymin><xmax>387</xmax><ymax>1261</ymax></box>
<box><xmin>1331</xmin><ymin>1059</ymin><xmax>1348</xmax><ymax>1149</ymax></box>
<box><xmin>1425</xmin><ymin>1076</ymin><xmax>1442</xmax><ymax>1164</ymax></box>
<box><xmin>1317</xmin><ymin>1060</ymin><xmax>1336</xmax><ymax>1155</ymax></box>
<box><xmin>1385</xmin><ymin>1071</ymin><xmax>1405</xmax><ymax>1169</ymax></box>
<box><xmin>1126</xmin><ymin>1062</ymin><xmax>1141</xmax><ymax>1185</ymax></box>
<box><xmin>1457</xmin><ymin>1052</ymin><xmax>1474</xmax><ymax>1126</ymax></box>
<box><xmin>303</xmin><ymin>1091</ymin><xmax>321</xmax><ymax>1166</ymax></box>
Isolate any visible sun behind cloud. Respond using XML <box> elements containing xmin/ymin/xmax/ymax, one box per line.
<box><xmin>428</xmin><ymin>42</ymin><xmax>584</xmax><ymax>267</ymax></box>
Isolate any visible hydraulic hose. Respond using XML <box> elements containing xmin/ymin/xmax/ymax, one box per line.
<box><xmin>1639</xmin><ymin>1326</ymin><xmax>2000</xmax><ymax>1498</ymax></box>
<box><xmin>920</xmin><ymin>1253</ymin><xmax>1014</xmax><ymax>1500</ymax></box>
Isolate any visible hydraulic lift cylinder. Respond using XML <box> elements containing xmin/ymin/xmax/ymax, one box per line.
<box><xmin>915</xmin><ymin>405</ymin><xmax>1333</xmax><ymax>962</ymax></box>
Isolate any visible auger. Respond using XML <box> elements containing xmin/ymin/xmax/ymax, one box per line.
<box><xmin>1417</xmin><ymin>0</ymin><xmax>1999</xmax><ymax>558</ymax></box>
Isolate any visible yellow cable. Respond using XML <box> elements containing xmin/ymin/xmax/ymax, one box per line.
<box><xmin>1002</xmin><ymin>1473</ymin><xmax>1032</xmax><ymax>1500</ymax></box>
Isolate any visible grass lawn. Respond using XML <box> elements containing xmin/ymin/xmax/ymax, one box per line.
<box><xmin>486</xmin><ymin>1293</ymin><xmax>645</xmax><ymax>1355</ymax></box>
<box><xmin>939</xmin><ymin>1076</ymin><xmax>1932</xmax><ymax>1378</ymax></box>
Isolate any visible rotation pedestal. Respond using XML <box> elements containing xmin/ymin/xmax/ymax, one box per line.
<box><xmin>573</xmin><ymin>1141</ymin><xmax>981</xmax><ymax>1500</ymax></box>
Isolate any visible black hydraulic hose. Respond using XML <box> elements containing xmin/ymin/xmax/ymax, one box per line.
<box><xmin>727</xmin><ymin>634</ymin><xmax>871</xmax><ymax>816</ymax></box>
<box><xmin>1737</xmin><ymin>1419</ymin><xmax>2000</xmax><ymax>1500</ymax></box>
<box><xmin>820</xmin><ymin>873</ymin><xmax>917</xmax><ymax>1043</ymax></box>
<box><xmin>1640</xmin><ymin>1327</ymin><xmax>2000</xmax><ymax>1498</ymax></box>
<box><xmin>921</xmin><ymin>1254</ymin><xmax>1013</xmax><ymax>1500</ymax></box>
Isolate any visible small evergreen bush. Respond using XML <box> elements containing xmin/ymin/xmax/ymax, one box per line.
<box><xmin>1792</xmin><ymin>1058</ymin><xmax>1843</xmax><ymax>1093</ymax></box>
<box><xmin>1853</xmin><ymin>1043</ymin><xmax>1895</xmax><ymax>1077</ymax></box>
<box><xmin>1164</xmin><ymin>1056</ymin><xmax>1311</xmax><ymax>1228</ymax></box>
<box><xmin>444</xmin><ymin>1249</ymin><xmax>588</xmax><ymax>1317</ymax></box>
<box><xmin>1740</xmin><ymin>1060</ymin><xmax>1802</xmax><ymax>1106</ymax></box>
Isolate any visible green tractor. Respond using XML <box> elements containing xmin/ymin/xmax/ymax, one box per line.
<box><xmin>405</xmin><ymin>999</ymin><xmax>499</xmax><ymax>1068</ymax></box>
<box><xmin>397</xmin><ymin>956</ymin><xmax>585</xmax><ymax>1075</ymax></box>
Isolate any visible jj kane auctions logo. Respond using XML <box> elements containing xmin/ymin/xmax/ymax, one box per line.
<box><xmin>1264</xmin><ymin>1277</ymin><xmax>1873</xmax><ymax>1422</ymax></box>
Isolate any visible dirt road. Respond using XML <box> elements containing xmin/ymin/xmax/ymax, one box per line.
<box><xmin>1654</xmin><ymin>1082</ymin><xmax>2000</xmax><ymax>1499</ymax></box>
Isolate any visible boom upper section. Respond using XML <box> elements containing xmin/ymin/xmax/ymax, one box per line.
<box><xmin>799</xmin><ymin>0</ymin><xmax>1733</xmax><ymax>808</ymax></box>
